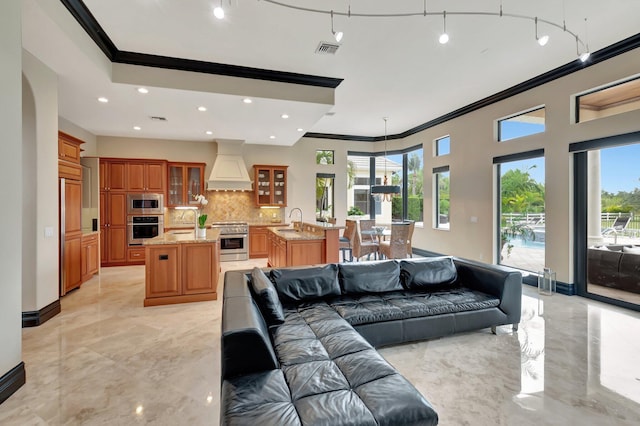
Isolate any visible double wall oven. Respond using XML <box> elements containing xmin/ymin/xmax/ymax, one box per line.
<box><xmin>127</xmin><ymin>193</ymin><xmax>164</xmax><ymax>246</ymax></box>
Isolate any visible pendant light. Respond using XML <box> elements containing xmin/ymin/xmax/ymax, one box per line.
<box><xmin>371</xmin><ymin>117</ymin><xmax>401</xmax><ymax>202</ymax></box>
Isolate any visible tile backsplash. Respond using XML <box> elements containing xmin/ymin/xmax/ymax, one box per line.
<box><xmin>166</xmin><ymin>192</ymin><xmax>284</xmax><ymax>226</ymax></box>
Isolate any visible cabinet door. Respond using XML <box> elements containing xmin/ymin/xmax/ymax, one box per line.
<box><xmin>255</xmin><ymin>167</ymin><xmax>273</xmax><ymax>206</ymax></box>
<box><xmin>167</xmin><ymin>165</ymin><xmax>184</xmax><ymax>206</ymax></box>
<box><xmin>99</xmin><ymin>161</ymin><xmax>107</xmax><ymax>191</ymax></box>
<box><xmin>127</xmin><ymin>163</ymin><xmax>146</xmax><ymax>191</ymax></box>
<box><xmin>108</xmin><ymin>162</ymin><xmax>127</xmax><ymax>191</ymax></box>
<box><xmin>107</xmin><ymin>227</ymin><xmax>128</xmax><ymax>263</ymax></box>
<box><xmin>146</xmin><ymin>246</ymin><xmax>181</xmax><ymax>298</ymax></box>
<box><xmin>186</xmin><ymin>165</ymin><xmax>204</xmax><ymax>203</ymax></box>
<box><xmin>64</xmin><ymin>179</ymin><xmax>82</xmax><ymax>235</ymax></box>
<box><xmin>63</xmin><ymin>236</ymin><xmax>82</xmax><ymax>293</ymax></box>
<box><xmin>249</xmin><ymin>227</ymin><xmax>268</xmax><ymax>258</ymax></box>
<box><xmin>87</xmin><ymin>241</ymin><xmax>99</xmax><ymax>275</ymax></box>
<box><xmin>108</xmin><ymin>193</ymin><xmax>127</xmax><ymax>227</ymax></box>
<box><xmin>272</xmin><ymin>167</ymin><xmax>287</xmax><ymax>207</ymax></box>
<box><xmin>146</xmin><ymin>162</ymin><xmax>166</xmax><ymax>193</ymax></box>
<box><xmin>182</xmin><ymin>244</ymin><xmax>215</xmax><ymax>294</ymax></box>
<box><xmin>100</xmin><ymin>227</ymin><xmax>108</xmax><ymax>264</ymax></box>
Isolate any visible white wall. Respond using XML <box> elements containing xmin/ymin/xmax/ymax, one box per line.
<box><xmin>0</xmin><ymin>0</ymin><xmax>23</xmax><ymax>379</ymax></box>
<box><xmin>22</xmin><ymin>50</ymin><xmax>60</xmax><ymax>312</ymax></box>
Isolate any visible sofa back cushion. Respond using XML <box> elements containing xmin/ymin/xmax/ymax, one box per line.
<box><xmin>339</xmin><ymin>261</ymin><xmax>402</xmax><ymax>294</ymax></box>
<box><xmin>250</xmin><ymin>267</ymin><xmax>285</xmax><ymax>325</ymax></box>
<box><xmin>400</xmin><ymin>257</ymin><xmax>457</xmax><ymax>289</ymax></box>
<box><xmin>270</xmin><ymin>264</ymin><xmax>340</xmax><ymax>303</ymax></box>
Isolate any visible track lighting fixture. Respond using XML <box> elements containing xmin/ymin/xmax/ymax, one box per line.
<box><xmin>331</xmin><ymin>10</ymin><xmax>343</xmax><ymax>42</ymax></box>
<box><xmin>439</xmin><ymin>11</ymin><xmax>449</xmax><ymax>44</ymax></box>
<box><xmin>262</xmin><ymin>1</ymin><xmax>592</xmax><ymax>58</ymax></box>
<box><xmin>213</xmin><ymin>0</ymin><xmax>224</xmax><ymax>20</ymax></box>
<box><xmin>535</xmin><ymin>17</ymin><xmax>549</xmax><ymax>46</ymax></box>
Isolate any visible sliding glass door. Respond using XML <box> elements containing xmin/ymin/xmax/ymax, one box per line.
<box><xmin>583</xmin><ymin>144</ymin><xmax>640</xmax><ymax>307</ymax></box>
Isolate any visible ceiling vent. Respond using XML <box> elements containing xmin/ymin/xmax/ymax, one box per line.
<box><xmin>150</xmin><ymin>116</ymin><xmax>167</xmax><ymax>121</ymax></box>
<box><xmin>315</xmin><ymin>42</ymin><xmax>340</xmax><ymax>55</ymax></box>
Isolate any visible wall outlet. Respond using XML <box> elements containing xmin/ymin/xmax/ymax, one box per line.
<box><xmin>470</xmin><ymin>216</ymin><xmax>478</xmax><ymax>223</ymax></box>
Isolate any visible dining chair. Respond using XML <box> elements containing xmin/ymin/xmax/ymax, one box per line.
<box><xmin>379</xmin><ymin>223</ymin><xmax>411</xmax><ymax>260</ymax></box>
<box><xmin>359</xmin><ymin>219</ymin><xmax>376</xmax><ymax>243</ymax></box>
<box><xmin>340</xmin><ymin>220</ymin><xmax>356</xmax><ymax>262</ymax></box>
<box><xmin>406</xmin><ymin>220</ymin><xmax>415</xmax><ymax>258</ymax></box>
<box><xmin>352</xmin><ymin>221</ymin><xmax>378</xmax><ymax>261</ymax></box>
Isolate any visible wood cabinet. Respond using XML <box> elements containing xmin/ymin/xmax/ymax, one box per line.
<box><xmin>100</xmin><ymin>160</ymin><xmax>127</xmax><ymax>192</ymax></box>
<box><xmin>58</xmin><ymin>132</ymin><xmax>82</xmax><ymax>163</ymax></box>
<box><xmin>250</xmin><ymin>225</ymin><xmax>288</xmax><ymax>258</ymax></box>
<box><xmin>167</xmin><ymin>162</ymin><xmax>205</xmax><ymax>207</ymax></box>
<box><xmin>254</xmin><ymin>165</ymin><xmax>288</xmax><ymax>207</ymax></box>
<box><xmin>127</xmin><ymin>247</ymin><xmax>145</xmax><ymax>263</ymax></box>
<box><xmin>127</xmin><ymin>161</ymin><xmax>166</xmax><ymax>193</ymax></box>
<box><xmin>266</xmin><ymin>225</ymin><xmax>340</xmax><ymax>268</ymax></box>
<box><xmin>144</xmin><ymin>241</ymin><xmax>220</xmax><ymax>306</ymax></box>
<box><xmin>81</xmin><ymin>233</ymin><xmax>99</xmax><ymax>282</ymax></box>
<box><xmin>60</xmin><ymin>168</ymin><xmax>82</xmax><ymax>296</ymax></box>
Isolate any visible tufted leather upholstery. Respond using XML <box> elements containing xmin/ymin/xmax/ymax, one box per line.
<box><xmin>221</xmin><ymin>257</ymin><xmax>522</xmax><ymax>425</ymax></box>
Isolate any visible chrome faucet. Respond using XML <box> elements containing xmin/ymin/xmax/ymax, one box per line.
<box><xmin>180</xmin><ymin>208</ymin><xmax>198</xmax><ymax>232</ymax></box>
<box><xmin>289</xmin><ymin>207</ymin><xmax>303</xmax><ymax>230</ymax></box>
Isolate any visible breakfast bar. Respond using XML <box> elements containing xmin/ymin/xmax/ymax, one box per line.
<box><xmin>266</xmin><ymin>222</ymin><xmax>342</xmax><ymax>267</ymax></box>
<box><xmin>143</xmin><ymin>229</ymin><xmax>221</xmax><ymax>307</ymax></box>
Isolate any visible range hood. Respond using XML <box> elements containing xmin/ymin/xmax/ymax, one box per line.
<box><xmin>207</xmin><ymin>141</ymin><xmax>253</xmax><ymax>191</ymax></box>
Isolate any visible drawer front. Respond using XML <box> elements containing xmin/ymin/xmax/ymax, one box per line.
<box><xmin>128</xmin><ymin>247</ymin><xmax>146</xmax><ymax>262</ymax></box>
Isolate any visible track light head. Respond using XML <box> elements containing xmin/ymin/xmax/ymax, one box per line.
<box><xmin>579</xmin><ymin>51</ymin><xmax>591</xmax><ymax>62</ymax></box>
<box><xmin>330</xmin><ymin>10</ymin><xmax>343</xmax><ymax>42</ymax></box>
<box><xmin>439</xmin><ymin>11</ymin><xmax>449</xmax><ymax>44</ymax></box>
<box><xmin>213</xmin><ymin>5</ymin><xmax>224</xmax><ymax>19</ymax></box>
<box><xmin>535</xmin><ymin>17</ymin><xmax>549</xmax><ymax>46</ymax></box>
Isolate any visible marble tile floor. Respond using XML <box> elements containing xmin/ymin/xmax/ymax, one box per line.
<box><xmin>0</xmin><ymin>260</ymin><xmax>639</xmax><ymax>425</ymax></box>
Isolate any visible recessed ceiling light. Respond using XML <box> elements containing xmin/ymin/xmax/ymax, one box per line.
<box><xmin>297</xmin><ymin>128</ymin><xmax>304</xmax><ymax>132</ymax></box>
<box><xmin>205</xmin><ymin>131</ymin><xmax>213</xmax><ymax>135</ymax></box>
<box><xmin>133</xmin><ymin>126</ymin><xmax>141</xmax><ymax>131</ymax></box>
<box><xmin>243</xmin><ymin>98</ymin><xmax>252</xmax><ymax>104</ymax></box>
<box><xmin>137</xmin><ymin>87</ymin><xmax>149</xmax><ymax>94</ymax></box>
<box><xmin>281</xmin><ymin>114</ymin><xmax>289</xmax><ymax>119</ymax></box>
<box><xmin>269</xmin><ymin>135</ymin><xmax>276</xmax><ymax>139</ymax></box>
<box><xmin>98</xmin><ymin>97</ymin><xmax>108</xmax><ymax>103</ymax></box>
<box><xmin>197</xmin><ymin>106</ymin><xmax>207</xmax><ymax>112</ymax></box>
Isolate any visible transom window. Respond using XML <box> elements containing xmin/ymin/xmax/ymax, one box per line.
<box><xmin>498</xmin><ymin>107</ymin><xmax>546</xmax><ymax>142</ymax></box>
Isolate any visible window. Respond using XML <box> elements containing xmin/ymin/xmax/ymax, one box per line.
<box><xmin>495</xmin><ymin>153</ymin><xmax>545</xmax><ymax>272</ymax></box>
<box><xmin>434</xmin><ymin>167</ymin><xmax>450</xmax><ymax>229</ymax></box>
<box><xmin>435</xmin><ymin>136</ymin><xmax>450</xmax><ymax>156</ymax></box>
<box><xmin>354</xmin><ymin>189</ymin><xmax>370</xmax><ymax>215</ymax></box>
<box><xmin>347</xmin><ymin>155</ymin><xmax>371</xmax><ymax>216</ymax></box>
<box><xmin>405</xmin><ymin>147</ymin><xmax>424</xmax><ymax>225</ymax></box>
<box><xmin>316</xmin><ymin>150</ymin><xmax>334</xmax><ymax>165</ymax></box>
<box><xmin>498</xmin><ymin>107</ymin><xmax>545</xmax><ymax>142</ymax></box>
<box><xmin>577</xmin><ymin>76</ymin><xmax>640</xmax><ymax>123</ymax></box>
<box><xmin>316</xmin><ymin>173</ymin><xmax>334</xmax><ymax>221</ymax></box>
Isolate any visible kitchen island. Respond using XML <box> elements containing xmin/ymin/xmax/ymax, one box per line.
<box><xmin>143</xmin><ymin>229</ymin><xmax>220</xmax><ymax>307</ymax></box>
<box><xmin>267</xmin><ymin>222</ymin><xmax>342</xmax><ymax>267</ymax></box>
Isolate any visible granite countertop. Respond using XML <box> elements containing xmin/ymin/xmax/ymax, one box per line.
<box><xmin>267</xmin><ymin>227</ymin><xmax>325</xmax><ymax>241</ymax></box>
<box><xmin>144</xmin><ymin>228</ymin><xmax>221</xmax><ymax>245</ymax></box>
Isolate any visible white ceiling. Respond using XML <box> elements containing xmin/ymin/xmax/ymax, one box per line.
<box><xmin>20</xmin><ymin>0</ymin><xmax>640</xmax><ymax>145</ymax></box>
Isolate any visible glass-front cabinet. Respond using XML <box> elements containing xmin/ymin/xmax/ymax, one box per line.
<box><xmin>167</xmin><ymin>162</ymin><xmax>205</xmax><ymax>207</ymax></box>
<box><xmin>254</xmin><ymin>165</ymin><xmax>288</xmax><ymax>207</ymax></box>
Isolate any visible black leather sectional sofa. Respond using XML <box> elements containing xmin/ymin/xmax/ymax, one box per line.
<box><xmin>221</xmin><ymin>257</ymin><xmax>522</xmax><ymax>425</ymax></box>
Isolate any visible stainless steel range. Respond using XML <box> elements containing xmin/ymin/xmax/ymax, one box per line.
<box><xmin>210</xmin><ymin>221</ymin><xmax>249</xmax><ymax>262</ymax></box>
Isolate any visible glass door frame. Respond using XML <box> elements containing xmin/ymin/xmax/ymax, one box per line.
<box><xmin>571</xmin><ymin>131</ymin><xmax>640</xmax><ymax>312</ymax></box>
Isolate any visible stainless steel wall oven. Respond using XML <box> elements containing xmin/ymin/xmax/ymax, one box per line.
<box><xmin>128</xmin><ymin>215</ymin><xmax>164</xmax><ymax>245</ymax></box>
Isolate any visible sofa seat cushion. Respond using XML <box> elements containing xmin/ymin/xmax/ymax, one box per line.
<box><xmin>329</xmin><ymin>288</ymin><xmax>500</xmax><ymax>326</ymax></box>
<box><xmin>268</xmin><ymin>301</ymin><xmax>438</xmax><ymax>426</ymax></box>
<box><xmin>222</xmin><ymin>369</ymin><xmax>301</xmax><ymax>425</ymax></box>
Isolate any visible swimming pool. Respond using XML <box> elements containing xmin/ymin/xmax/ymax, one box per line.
<box><xmin>509</xmin><ymin>236</ymin><xmax>545</xmax><ymax>249</ymax></box>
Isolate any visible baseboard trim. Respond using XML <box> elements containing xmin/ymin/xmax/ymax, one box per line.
<box><xmin>0</xmin><ymin>362</ymin><xmax>25</xmax><ymax>405</ymax></box>
<box><xmin>22</xmin><ymin>299</ymin><xmax>61</xmax><ymax>328</ymax></box>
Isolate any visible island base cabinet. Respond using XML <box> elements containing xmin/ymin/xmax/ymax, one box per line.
<box><xmin>144</xmin><ymin>242</ymin><xmax>219</xmax><ymax>307</ymax></box>
<box><xmin>145</xmin><ymin>245</ymin><xmax>181</xmax><ymax>299</ymax></box>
